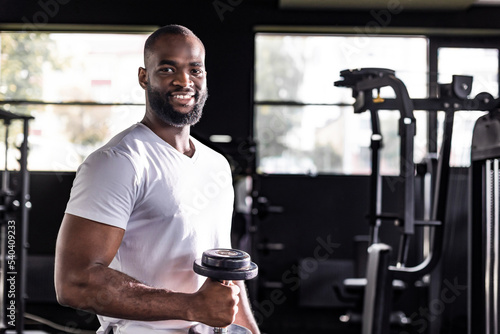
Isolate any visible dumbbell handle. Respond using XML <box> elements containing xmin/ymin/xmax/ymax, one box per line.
<box><xmin>214</xmin><ymin>280</ymin><xmax>232</xmax><ymax>333</ymax></box>
<box><xmin>214</xmin><ymin>327</ymin><xmax>228</xmax><ymax>333</ymax></box>
<box><xmin>193</xmin><ymin>249</ymin><xmax>257</xmax><ymax>334</ymax></box>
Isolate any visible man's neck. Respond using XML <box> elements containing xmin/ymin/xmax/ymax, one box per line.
<box><xmin>141</xmin><ymin>116</ymin><xmax>195</xmax><ymax>157</ymax></box>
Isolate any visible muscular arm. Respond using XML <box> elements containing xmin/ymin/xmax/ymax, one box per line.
<box><xmin>54</xmin><ymin>213</ymin><xmax>239</xmax><ymax>327</ymax></box>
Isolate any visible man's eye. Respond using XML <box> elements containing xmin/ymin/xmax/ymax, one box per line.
<box><xmin>159</xmin><ymin>68</ymin><xmax>174</xmax><ymax>73</ymax></box>
<box><xmin>191</xmin><ymin>69</ymin><xmax>204</xmax><ymax>77</ymax></box>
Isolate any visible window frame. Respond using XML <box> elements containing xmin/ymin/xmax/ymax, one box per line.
<box><xmin>0</xmin><ymin>26</ymin><xmax>157</xmax><ymax>171</ymax></box>
<box><xmin>252</xmin><ymin>27</ymin><xmax>500</xmax><ymax>175</ymax></box>
<box><xmin>428</xmin><ymin>36</ymin><xmax>500</xmax><ymax>155</ymax></box>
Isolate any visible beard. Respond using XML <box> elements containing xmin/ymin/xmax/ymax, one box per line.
<box><xmin>146</xmin><ymin>85</ymin><xmax>208</xmax><ymax>127</ymax></box>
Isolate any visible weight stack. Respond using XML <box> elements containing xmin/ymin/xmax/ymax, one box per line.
<box><xmin>469</xmin><ymin>110</ymin><xmax>500</xmax><ymax>334</ymax></box>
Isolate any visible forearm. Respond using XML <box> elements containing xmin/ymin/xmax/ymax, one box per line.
<box><xmin>234</xmin><ymin>281</ymin><xmax>261</xmax><ymax>334</ymax></box>
<box><xmin>55</xmin><ymin>214</ymin><xmax>239</xmax><ymax>327</ymax></box>
<box><xmin>56</xmin><ymin>264</ymin><xmax>194</xmax><ymax>322</ymax></box>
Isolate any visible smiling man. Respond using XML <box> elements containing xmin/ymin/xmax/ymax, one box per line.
<box><xmin>54</xmin><ymin>25</ymin><xmax>260</xmax><ymax>334</ymax></box>
<box><xmin>141</xmin><ymin>28</ymin><xmax>208</xmax><ymax>134</ymax></box>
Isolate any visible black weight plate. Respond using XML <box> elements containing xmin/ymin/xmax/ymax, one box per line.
<box><xmin>201</xmin><ymin>249</ymin><xmax>250</xmax><ymax>269</ymax></box>
<box><xmin>193</xmin><ymin>259</ymin><xmax>258</xmax><ymax>281</ymax></box>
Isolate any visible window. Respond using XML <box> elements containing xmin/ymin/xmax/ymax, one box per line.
<box><xmin>254</xmin><ymin>33</ymin><xmax>428</xmax><ymax>175</ymax></box>
<box><xmin>437</xmin><ymin>47</ymin><xmax>498</xmax><ymax>167</ymax></box>
<box><xmin>0</xmin><ymin>31</ymin><xmax>152</xmax><ymax>171</ymax></box>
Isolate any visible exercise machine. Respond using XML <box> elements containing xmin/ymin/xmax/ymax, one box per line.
<box><xmin>335</xmin><ymin>68</ymin><xmax>498</xmax><ymax>334</ymax></box>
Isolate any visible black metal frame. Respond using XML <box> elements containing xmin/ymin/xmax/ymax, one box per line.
<box><xmin>335</xmin><ymin>68</ymin><xmax>500</xmax><ymax>334</ymax></box>
<box><xmin>0</xmin><ymin>108</ymin><xmax>33</xmax><ymax>334</ymax></box>
<box><xmin>334</xmin><ymin>68</ymin><xmax>497</xmax><ymax>279</ymax></box>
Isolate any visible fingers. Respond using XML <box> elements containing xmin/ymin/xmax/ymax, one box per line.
<box><xmin>228</xmin><ymin>282</ymin><xmax>240</xmax><ymax>322</ymax></box>
<box><xmin>193</xmin><ymin>278</ymin><xmax>241</xmax><ymax>327</ymax></box>
<box><xmin>227</xmin><ymin>280</ymin><xmax>241</xmax><ymax>295</ymax></box>
<box><xmin>220</xmin><ymin>280</ymin><xmax>240</xmax><ymax>324</ymax></box>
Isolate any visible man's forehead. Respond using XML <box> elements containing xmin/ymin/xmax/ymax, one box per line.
<box><xmin>146</xmin><ymin>34</ymin><xmax>205</xmax><ymax>66</ymax></box>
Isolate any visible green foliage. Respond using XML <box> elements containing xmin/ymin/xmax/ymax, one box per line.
<box><xmin>0</xmin><ymin>32</ymin><xmax>108</xmax><ymax>167</ymax></box>
<box><xmin>255</xmin><ymin>35</ymin><xmax>305</xmax><ymax>102</ymax></box>
<box><xmin>0</xmin><ymin>32</ymin><xmax>64</xmax><ymax>101</ymax></box>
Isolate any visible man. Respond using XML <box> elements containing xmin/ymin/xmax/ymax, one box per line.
<box><xmin>54</xmin><ymin>25</ymin><xmax>260</xmax><ymax>334</ymax></box>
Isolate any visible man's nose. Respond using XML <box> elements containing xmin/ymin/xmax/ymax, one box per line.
<box><xmin>173</xmin><ymin>71</ymin><xmax>193</xmax><ymax>87</ymax></box>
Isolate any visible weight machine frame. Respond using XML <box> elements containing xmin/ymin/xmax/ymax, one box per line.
<box><xmin>335</xmin><ymin>68</ymin><xmax>498</xmax><ymax>334</ymax></box>
<box><xmin>0</xmin><ymin>108</ymin><xmax>33</xmax><ymax>334</ymax></box>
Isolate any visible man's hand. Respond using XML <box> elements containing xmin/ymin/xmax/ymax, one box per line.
<box><xmin>190</xmin><ymin>279</ymin><xmax>240</xmax><ymax>327</ymax></box>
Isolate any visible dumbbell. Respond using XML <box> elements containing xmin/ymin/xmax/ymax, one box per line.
<box><xmin>193</xmin><ymin>248</ymin><xmax>258</xmax><ymax>334</ymax></box>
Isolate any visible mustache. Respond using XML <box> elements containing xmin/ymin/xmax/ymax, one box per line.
<box><xmin>147</xmin><ymin>85</ymin><xmax>208</xmax><ymax>105</ymax></box>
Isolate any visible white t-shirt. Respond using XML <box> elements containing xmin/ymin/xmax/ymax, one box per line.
<box><xmin>65</xmin><ymin>123</ymin><xmax>234</xmax><ymax>333</ymax></box>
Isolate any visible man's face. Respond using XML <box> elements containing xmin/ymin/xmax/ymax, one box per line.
<box><xmin>143</xmin><ymin>34</ymin><xmax>208</xmax><ymax>127</ymax></box>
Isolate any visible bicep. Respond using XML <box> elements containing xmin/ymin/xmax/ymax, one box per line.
<box><xmin>55</xmin><ymin>213</ymin><xmax>125</xmax><ymax>276</ymax></box>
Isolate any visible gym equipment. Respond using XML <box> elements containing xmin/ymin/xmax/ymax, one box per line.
<box><xmin>335</xmin><ymin>68</ymin><xmax>500</xmax><ymax>334</ymax></box>
<box><xmin>193</xmin><ymin>248</ymin><xmax>258</xmax><ymax>334</ymax></box>
<box><xmin>361</xmin><ymin>244</ymin><xmax>393</xmax><ymax>334</ymax></box>
<box><xmin>0</xmin><ymin>108</ymin><xmax>33</xmax><ymax>334</ymax></box>
<box><xmin>470</xmin><ymin>109</ymin><xmax>500</xmax><ymax>334</ymax></box>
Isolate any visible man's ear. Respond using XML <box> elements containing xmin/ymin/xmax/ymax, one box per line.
<box><xmin>138</xmin><ymin>67</ymin><xmax>148</xmax><ymax>89</ymax></box>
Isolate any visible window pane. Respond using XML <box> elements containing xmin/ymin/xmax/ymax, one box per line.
<box><xmin>437</xmin><ymin>47</ymin><xmax>498</xmax><ymax>167</ymax></box>
<box><xmin>255</xmin><ymin>105</ymin><xmax>345</xmax><ymax>174</ymax></box>
<box><xmin>0</xmin><ymin>104</ymin><xmax>143</xmax><ymax>171</ymax></box>
<box><xmin>255</xmin><ymin>105</ymin><xmax>427</xmax><ymax>175</ymax></box>
<box><xmin>438</xmin><ymin>47</ymin><xmax>498</xmax><ymax>98</ymax></box>
<box><xmin>255</xmin><ymin>34</ymin><xmax>428</xmax><ymax>104</ymax></box>
<box><xmin>437</xmin><ymin>110</ymin><xmax>487</xmax><ymax>167</ymax></box>
<box><xmin>0</xmin><ymin>32</ymin><xmax>148</xmax><ymax>103</ymax></box>
<box><xmin>0</xmin><ymin>31</ymin><xmax>150</xmax><ymax>171</ymax></box>
<box><xmin>254</xmin><ymin>34</ymin><xmax>428</xmax><ymax>175</ymax></box>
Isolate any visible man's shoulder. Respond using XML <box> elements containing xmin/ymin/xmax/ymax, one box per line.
<box><xmin>99</xmin><ymin>123</ymin><xmax>147</xmax><ymax>151</ymax></box>
<box><xmin>82</xmin><ymin>123</ymin><xmax>153</xmax><ymax>170</ymax></box>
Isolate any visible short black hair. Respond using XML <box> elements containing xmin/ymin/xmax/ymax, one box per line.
<box><xmin>143</xmin><ymin>24</ymin><xmax>204</xmax><ymax>65</ymax></box>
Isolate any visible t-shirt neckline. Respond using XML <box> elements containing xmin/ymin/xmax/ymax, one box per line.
<box><xmin>136</xmin><ymin>122</ymin><xmax>200</xmax><ymax>162</ymax></box>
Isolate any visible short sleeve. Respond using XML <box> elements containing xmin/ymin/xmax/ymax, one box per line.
<box><xmin>65</xmin><ymin>149</ymin><xmax>137</xmax><ymax>230</ymax></box>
